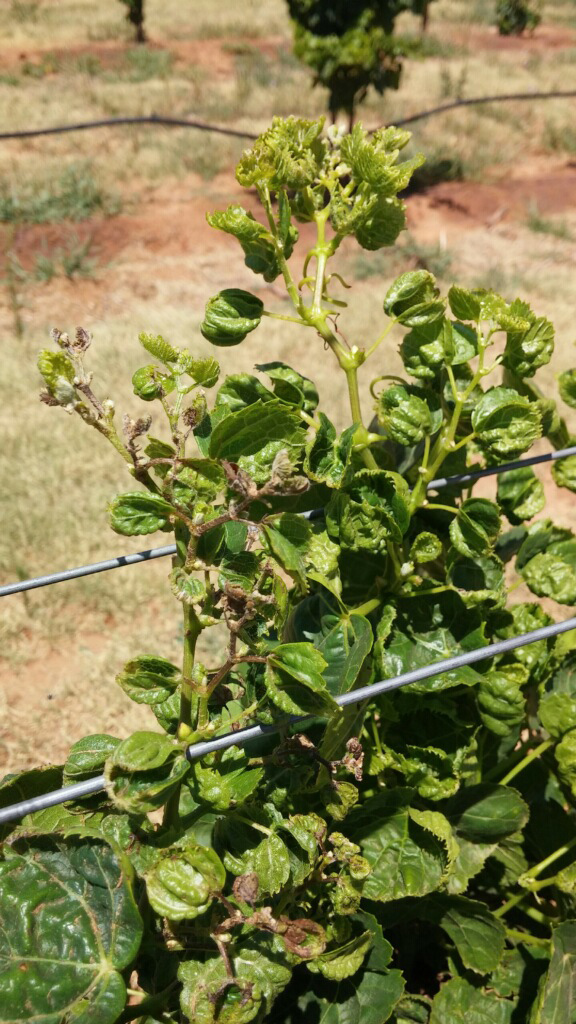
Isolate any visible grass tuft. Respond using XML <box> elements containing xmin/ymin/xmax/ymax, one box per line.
<box><xmin>0</xmin><ymin>165</ymin><xmax>121</xmax><ymax>224</ymax></box>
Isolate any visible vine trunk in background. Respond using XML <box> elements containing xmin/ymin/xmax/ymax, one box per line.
<box><xmin>3</xmin><ymin>116</ymin><xmax>576</xmax><ymax>1023</ymax></box>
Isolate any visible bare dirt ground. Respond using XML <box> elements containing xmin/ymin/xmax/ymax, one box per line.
<box><xmin>3</xmin><ymin>22</ymin><xmax>576</xmax><ymax>777</ymax></box>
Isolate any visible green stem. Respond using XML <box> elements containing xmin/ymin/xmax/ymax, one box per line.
<box><xmin>350</xmin><ymin>597</ymin><xmax>381</xmax><ymax>616</ymax></box>
<box><xmin>262</xmin><ymin>310</ymin><xmax>307</xmax><ymax>325</ymax></box>
<box><xmin>345</xmin><ymin>364</ymin><xmax>378</xmax><ymax>470</ymax></box>
<box><xmin>425</xmin><ymin>503</ymin><xmax>457</xmax><ymax>515</ymax></box>
<box><xmin>364</xmin><ymin>319</ymin><xmax>397</xmax><ymax>360</ymax></box>
<box><xmin>179</xmin><ymin>602</ymin><xmax>202</xmax><ymax>738</ymax></box>
<box><xmin>505</xmin><ymin>928</ymin><xmax>550</xmax><ymax>948</ymax></box>
<box><xmin>499</xmin><ymin>740</ymin><xmax>553</xmax><ymax>786</ymax></box>
<box><xmin>521</xmin><ymin>835</ymin><xmax>576</xmax><ymax>885</ymax></box>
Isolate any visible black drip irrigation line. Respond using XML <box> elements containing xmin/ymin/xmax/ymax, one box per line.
<box><xmin>0</xmin><ymin>114</ymin><xmax>259</xmax><ymax>142</ymax></box>
<box><xmin>2</xmin><ymin>444</ymin><xmax>575</xmax><ymax>600</ymax></box>
<box><xmin>388</xmin><ymin>89</ymin><xmax>576</xmax><ymax>130</ymax></box>
<box><xmin>0</xmin><ymin>90</ymin><xmax>575</xmax><ymax>143</ymax></box>
<box><xmin>2</xmin><ymin>610</ymin><xmax>576</xmax><ymax>825</ymax></box>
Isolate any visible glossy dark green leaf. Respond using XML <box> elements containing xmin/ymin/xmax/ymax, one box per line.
<box><xmin>209</xmin><ymin>399</ymin><xmax>304</xmax><ymax>463</ymax></box>
<box><xmin>262</xmin><ymin>512</ymin><xmax>311</xmax><ymax>585</ymax></box>
<box><xmin>477</xmin><ymin>669</ymin><xmax>525</xmax><ymax>736</ymax></box>
<box><xmin>348</xmin><ymin>790</ymin><xmax>447</xmax><ymax>902</ymax></box>
<box><xmin>450</xmin><ymin>498</ymin><xmax>501</xmax><ymax>557</ymax></box>
<box><xmin>430</xmin><ymin>977</ymin><xmax>513</xmax><ymax>1024</ymax></box>
<box><xmin>447</xmin><ymin>553</ymin><xmax>505</xmax><ymax>606</ymax></box>
<box><xmin>298</xmin><ymin>965</ymin><xmax>405</xmax><ymax>1024</ymax></box>
<box><xmin>497</xmin><ymin>467</ymin><xmax>545</xmax><ymax>524</ymax></box>
<box><xmin>445</xmin><ymin>784</ymin><xmax>529</xmax><ymax>842</ymax></box>
<box><xmin>0</xmin><ymin>836</ymin><xmax>142</xmax><ymax>1024</ymax></box>
<box><xmin>423</xmin><ymin>894</ymin><xmax>506</xmax><ymax>973</ymax></box>
<box><xmin>145</xmin><ymin>840</ymin><xmax>225</xmax><ymax>920</ymax></box>
<box><xmin>108</xmin><ymin>491</ymin><xmax>173</xmax><ymax>536</ymax></box>
<box><xmin>471</xmin><ymin>387</ymin><xmax>542</xmax><ymax>462</ymax></box>
<box><xmin>521</xmin><ymin>539</ymin><xmax>576</xmax><ymax>605</ymax></box>
<box><xmin>400</xmin><ymin>320</ymin><xmax>454</xmax><ymax>380</ymax></box>
<box><xmin>529</xmin><ymin>922</ymin><xmax>576</xmax><ymax>1024</ymax></box>
<box><xmin>116</xmin><ymin>655</ymin><xmax>180</xmax><ymax>705</ymax></box>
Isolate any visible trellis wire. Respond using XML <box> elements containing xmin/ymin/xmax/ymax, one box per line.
<box><xmin>2</xmin><ymin>445</ymin><xmax>575</xmax><ymax>600</ymax></box>
<box><xmin>2</xmin><ymin>610</ymin><xmax>575</xmax><ymax>824</ymax></box>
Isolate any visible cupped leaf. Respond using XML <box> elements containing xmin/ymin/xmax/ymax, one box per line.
<box><xmin>236</xmin><ymin>114</ymin><xmax>327</xmax><ymax>190</ymax></box>
<box><xmin>256</xmin><ymin>360</ymin><xmax>319</xmax><ymax>414</ymax></box>
<box><xmin>448</xmin><ymin>285</ymin><xmax>482</xmax><ymax>323</ymax></box>
<box><xmin>64</xmin><ymin>734</ymin><xmax>120</xmax><ymax>782</ymax></box>
<box><xmin>207</xmin><ymin>204</ymin><xmax>288</xmax><ymax>282</ymax></box>
<box><xmin>477</xmin><ymin>669</ymin><xmax>525</xmax><ymax>736</ymax></box>
<box><xmin>471</xmin><ymin>387</ymin><xmax>542</xmax><ymax>462</ymax></box>
<box><xmin>304</xmin><ymin>413</ymin><xmax>355</xmax><ymax>488</ymax></box>
<box><xmin>201</xmin><ymin>289</ymin><xmax>264</xmax><ymax>347</ymax></box>
<box><xmin>0</xmin><ymin>836</ymin><xmax>142</xmax><ymax>1024</ymax></box>
<box><xmin>265</xmin><ymin>642</ymin><xmax>338</xmax><ymax>717</ymax></box>
<box><xmin>354</xmin><ymin>196</ymin><xmax>407</xmax><ymax>251</ymax></box>
<box><xmin>450</xmin><ymin>498</ymin><xmax>501</xmax><ymax>557</ymax></box>
<box><xmin>326</xmin><ymin>470</ymin><xmax>410</xmax><ymax>553</ymax></box>
<box><xmin>376</xmin><ymin>384</ymin><xmax>433</xmax><ymax>446</ymax></box>
<box><xmin>410</xmin><ymin>531</ymin><xmax>442</xmax><ymax>564</ymax></box>
<box><xmin>521</xmin><ymin>538</ymin><xmax>576</xmax><ymax>605</ymax></box>
<box><xmin>384</xmin><ymin>270</ymin><xmax>443</xmax><ymax>326</ymax></box>
<box><xmin>559</xmin><ymin>369</ymin><xmax>576</xmax><ymax>410</ymax></box>
<box><xmin>104</xmin><ymin>732</ymin><xmax>189</xmax><ymax>814</ymax></box>
<box><xmin>132</xmin><ymin>364</ymin><xmax>176</xmax><ymax>401</ymax></box>
<box><xmin>497</xmin><ymin>466</ymin><xmax>545</xmax><ymax>524</ymax></box>
<box><xmin>145</xmin><ymin>841</ymin><xmax>225</xmax><ymax>921</ymax></box>
<box><xmin>179</xmin><ymin>941</ymin><xmax>292</xmax><ymax>1024</ymax></box>
<box><xmin>503</xmin><ymin>315</ymin><xmax>554</xmax><ymax>378</ymax></box>
<box><xmin>116</xmin><ymin>655</ymin><xmax>180</xmax><ymax>706</ymax></box>
<box><xmin>400</xmin><ymin>320</ymin><xmax>454</xmax><ymax>380</ymax></box>
<box><xmin>108</xmin><ymin>491</ymin><xmax>173</xmax><ymax>536</ymax></box>
<box><xmin>552</xmin><ymin>454</ymin><xmax>576</xmax><ymax>494</ymax></box>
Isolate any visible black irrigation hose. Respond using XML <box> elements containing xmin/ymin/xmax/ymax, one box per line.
<box><xmin>2</xmin><ymin>445</ymin><xmax>576</xmax><ymax>599</ymax></box>
<box><xmin>1</xmin><ymin>90</ymin><xmax>575</xmax><ymax>143</ymax></box>
<box><xmin>0</xmin><ymin>114</ymin><xmax>259</xmax><ymax>142</ymax></box>
<box><xmin>2</xmin><ymin>608</ymin><xmax>576</xmax><ymax>824</ymax></box>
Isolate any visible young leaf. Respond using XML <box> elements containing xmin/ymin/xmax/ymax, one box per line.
<box><xmin>503</xmin><ymin>315</ymin><xmax>554</xmax><ymax>378</ymax></box>
<box><xmin>108</xmin><ymin>491</ymin><xmax>173</xmax><ymax>536</ymax></box>
<box><xmin>257</xmin><ymin>360</ymin><xmax>319</xmax><ymax>414</ymax></box>
<box><xmin>305</xmin><ymin>413</ymin><xmax>355</xmax><ymax>487</ymax></box>
<box><xmin>448</xmin><ymin>285</ymin><xmax>482</xmax><ymax>323</ymax></box>
<box><xmin>132</xmin><ymin>364</ymin><xmax>176</xmax><ymax>401</ymax></box>
<box><xmin>63</xmin><ymin>734</ymin><xmax>121</xmax><ymax>782</ymax></box>
<box><xmin>471</xmin><ymin>387</ymin><xmax>542</xmax><ymax>462</ymax></box>
<box><xmin>138</xmin><ymin>332</ymin><xmax>179</xmax><ymax>364</ymax></box>
<box><xmin>0</xmin><ymin>837</ymin><xmax>142</xmax><ymax>1024</ymax></box>
<box><xmin>411</xmin><ymin>531</ymin><xmax>442</xmax><ymax>563</ymax></box>
<box><xmin>384</xmin><ymin>270</ymin><xmax>442</xmax><ymax>325</ymax></box>
<box><xmin>207</xmin><ymin>205</ymin><xmax>287</xmax><ymax>282</ymax></box>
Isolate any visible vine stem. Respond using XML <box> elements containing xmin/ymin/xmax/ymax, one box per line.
<box><xmin>495</xmin><ymin>834</ymin><xmax>576</xmax><ymax>918</ymax></box>
<box><xmin>498</xmin><ymin>739</ymin><xmax>553</xmax><ymax>786</ymax></box>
